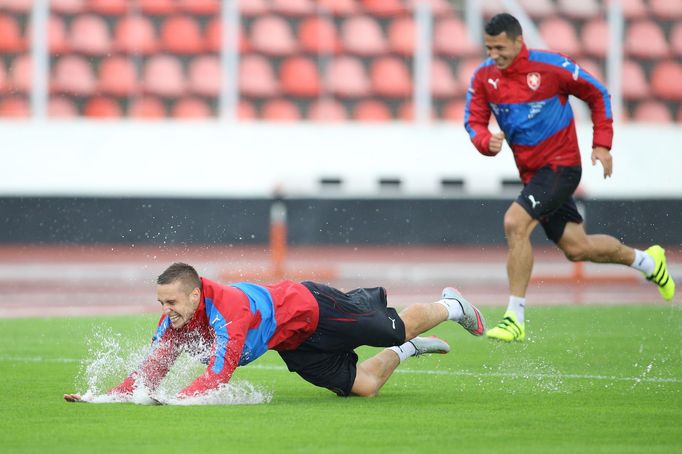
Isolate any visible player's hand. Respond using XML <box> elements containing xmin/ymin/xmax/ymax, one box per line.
<box><xmin>488</xmin><ymin>131</ymin><xmax>505</xmax><ymax>155</ymax></box>
<box><xmin>591</xmin><ymin>146</ymin><xmax>612</xmax><ymax>178</ymax></box>
<box><xmin>64</xmin><ymin>393</ymin><xmax>84</xmax><ymax>403</ymax></box>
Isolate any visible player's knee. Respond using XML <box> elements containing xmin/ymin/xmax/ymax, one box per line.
<box><xmin>562</xmin><ymin>244</ymin><xmax>588</xmax><ymax>262</ymax></box>
<box><xmin>351</xmin><ymin>371</ymin><xmax>380</xmax><ymax>397</ymax></box>
<box><xmin>503</xmin><ymin>214</ymin><xmax>525</xmax><ymax>238</ymax></box>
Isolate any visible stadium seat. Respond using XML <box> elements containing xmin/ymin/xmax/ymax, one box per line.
<box><xmin>0</xmin><ymin>61</ymin><xmax>7</xmax><ymax>93</ymax></box>
<box><xmin>160</xmin><ymin>15</ymin><xmax>204</xmax><ymax>54</ymax></box>
<box><xmin>239</xmin><ymin>54</ymin><xmax>279</xmax><ymax>97</ymax></box>
<box><xmin>318</xmin><ymin>0</ymin><xmax>359</xmax><ymax>15</ymax></box>
<box><xmin>271</xmin><ymin>0</ymin><xmax>315</xmax><ymax>16</ymax></box>
<box><xmin>625</xmin><ymin>20</ymin><xmax>669</xmax><ymax>59</ymax></box>
<box><xmin>172</xmin><ymin>97</ymin><xmax>212</xmax><ymax>118</ymax></box>
<box><xmin>52</xmin><ymin>55</ymin><xmax>96</xmax><ymax>96</ymax></box>
<box><xmin>188</xmin><ymin>55</ymin><xmax>221</xmax><ymax>97</ymax></box>
<box><xmin>142</xmin><ymin>55</ymin><xmax>185</xmax><ymax>98</ymax></box>
<box><xmin>352</xmin><ymin>99</ymin><xmax>392</xmax><ymax>121</ymax></box>
<box><xmin>98</xmin><ymin>56</ymin><xmax>138</xmax><ymax>97</ymax></box>
<box><xmin>671</xmin><ymin>21</ymin><xmax>682</xmax><ymax>56</ymax></box>
<box><xmin>576</xmin><ymin>58</ymin><xmax>604</xmax><ymax>84</ymax></box>
<box><xmin>326</xmin><ymin>55</ymin><xmax>370</xmax><ymax>98</ymax></box>
<box><xmin>621</xmin><ymin>59</ymin><xmax>649</xmax><ymax>100</ymax></box>
<box><xmin>1</xmin><ymin>0</ymin><xmax>33</xmax><ymax>12</ymax></box>
<box><xmin>433</xmin><ymin>17</ymin><xmax>480</xmax><ymax>57</ymax></box>
<box><xmin>50</xmin><ymin>0</ymin><xmax>85</xmax><ymax>14</ymax></box>
<box><xmin>431</xmin><ymin>58</ymin><xmax>460</xmax><ymax>98</ymax></box>
<box><xmin>237</xmin><ymin>99</ymin><xmax>256</xmax><ymax>120</ymax></box>
<box><xmin>456</xmin><ymin>58</ymin><xmax>482</xmax><ymax>88</ymax></box>
<box><xmin>206</xmin><ymin>17</ymin><xmax>249</xmax><ymax>53</ymax></box>
<box><xmin>388</xmin><ymin>15</ymin><xmax>416</xmax><ymax>57</ymax></box>
<box><xmin>280</xmin><ymin>55</ymin><xmax>321</xmax><ymax>97</ymax></box>
<box><xmin>581</xmin><ymin>18</ymin><xmax>608</xmax><ymax>58</ymax></box>
<box><xmin>239</xmin><ymin>0</ymin><xmax>270</xmax><ymax>17</ymax></box>
<box><xmin>84</xmin><ymin>96</ymin><xmax>122</xmax><ymax>117</ymax></box>
<box><xmin>650</xmin><ymin>60</ymin><xmax>682</xmax><ymax>101</ymax></box>
<box><xmin>631</xmin><ymin>100</ymin><xmax>672</xmax><ymax>123</ymax></box>
<box><xmin>128</xmin><ymin>96</ymin><xmax>166</xmax><ymax>118</ymax></box>
<box><xmin>518</xmin><ymin>0</ymin><xmax>556</xmax><ymax>18</ymax></box>
<box><xmin>114</xmin><ymin>15</ymin><xmax>158</xmax><ymax>54</ymax></box>
<box><xmin>360</xmin><ymin>0</ymin><xmax>406</xmax><ymax>17</ymax></box>
<box><xmin>539</xmin><ymin>17</ymin><xmax>581</xmax><ymax>57</ymax></box>
<box><xmin>481</xmin><ymin>0</ymin><xmax>505</xmax><ymax>17</ymax></box>
<box><xmin>47</xmin><ymin>14</ymin><xmax>69</xmax><ymax>54</ymax></box>
<box><xmin>0</xmin><ymin>95</ymin><xmax>30</xmax><ymax>117</ymax></box>
<box><xmin>649</xmin><ymin>0</ymin><xmax>682</xmax><ymax>20</ymax></box>
<box><xmin>138</xmin><ymin>0</ymin><xmax>176</xmax><ymax>15</ymax></box>
<box><xmin>308</xmin><ymin>98</ymin><xmax>348</xmax><ymax>122</ymax></box>
<box><xmin>261</xmin><ymin>98</ymin><xmax>301</xmax><ymax>121</ymax></box>
<box><xmin>405</xmin><ymin>0</ymin><xmax>454</xmax><ymax>17</ymax></box>
<box><xmin>619</xmin><ymin>0</ymin><xmax>648</xmax><ymax>19</ymax></box>
<box><xmin>7</xmin><ymin>53</ymin><xmax>31</xmax><ymax>93</ymax></box>
<box><xmin>341</xmin><ymin>15</ymin><xmax>387</xmax><ymax>56</ymax></box>
<box><xmin>48</xmin><ymin>96</ymin><xmax>79</xmax><ymax>118</ymax></box>
<box><xmin>298</xmin><ymin>16</ymin><xmax>341</xmax><ymax>54</ymax></box>
<box><xmin>441</xmin><ymin>98</ymin><xmax>466</xmax><ymax>121</ymax></box>
<box><xmin>69</xmin><ymin>14</ymin><xmax>112</xmax><ymax>55</ymax></box>
<box><xmin>177</xmin><ymin>0</ymin><xmax>220</xmax><ymax>15</ymax></box>
<box><xmin>250</xmin><ymin>15</ymin><xmax>297</xmax><ymax>56</ymax></box>
<box><xmin>0</xmin><ymin>14</ymin><xmax>24</xmax><ymax>53</ymax></box>
<box><xmin>87</xmin><ymin>0</ymin><xmax>128</xmax><ymax>15</ymax></box>
<box><xmin>557</xmin><ymin>0</ymin><xmax>600</xmax><ymax>19</ymax></box>
<box><xmin>370</xmin><ymin>56</ymin><xmax>412</xmax><ymax>98</ymax></box>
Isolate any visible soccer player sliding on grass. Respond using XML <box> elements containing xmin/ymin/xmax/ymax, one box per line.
<box><xmin>464</xmin><ymin>13</ymin><xmax>676</xmax><ymax>342</ymax></box>
<box><xmin>64</xmin><ymin>262</ymin><xmax>485</xmax><ymax>402</ymax></box>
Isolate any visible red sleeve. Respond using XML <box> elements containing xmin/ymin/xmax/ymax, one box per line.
<box><xmin>464</xmin><ymin>68</ymin><xmax>495</xmax><ymax>156</ymax></box>
<box><xmin>560</xmin><ymin>59</ymin><xmax>613</xmax><ymax>150</ymax></box>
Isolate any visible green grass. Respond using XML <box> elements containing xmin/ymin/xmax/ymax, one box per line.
<box><xmin>2</xmin><ymin>305</ymin><xmax>682</xmax><ymax>453</ymax></box>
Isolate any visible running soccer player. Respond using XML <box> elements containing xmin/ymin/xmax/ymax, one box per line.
<box><xmin>464</xmin><ymin>13</ymin><xmax>675</xmax><ymax>342</ymax></box>
<box><xmin>64</xmin><ymin>262</ymin><xmax>486</xmax><ymax>401</ymax></box>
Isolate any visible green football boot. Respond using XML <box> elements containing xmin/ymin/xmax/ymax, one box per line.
<box><xmin>486</xmin><ymin>311</ymin><xmax>525</xmax><ymax>342</ymax></box>
<box><xmin>645</xmin><ymin>245</ymin><xmax>676</xmax><ymax>301</ymax></box>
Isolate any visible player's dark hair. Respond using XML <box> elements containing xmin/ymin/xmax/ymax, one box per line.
<box><xmin>157</xmin><ymin>262</ymin><xmax>201</xmax><ymax>292</ymax></box>
<box><xmin>485</xmin><ymin>13</ymin><xmax>523</xmax><ymax>39</ymax></box>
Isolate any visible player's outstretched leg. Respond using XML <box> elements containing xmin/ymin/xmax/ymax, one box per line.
<box><xmin>644</xmin><ymin>245</ymin><xmax>676</xmax><ymax>301</ymax></box>
<box><xmin>438</xmin><ymin>287</ymin><xmax>487</xmax><ymax>336</ymax></box>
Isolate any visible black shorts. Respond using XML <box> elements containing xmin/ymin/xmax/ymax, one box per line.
<box><xmin>516</xmin><ymin>165</ymin><xmax>583</xmax><ymax>243</ymax></box>
<box><xmin>278</xmin><ymin>281</ymin><xmax>405</xmax><ymax>397</ymax></box>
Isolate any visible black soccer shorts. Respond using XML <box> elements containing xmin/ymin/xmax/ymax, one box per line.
<box><xmin>516</xmin><ymin>165</ymin><xmax>583</xmax><ymax>243</ymax></box>
<box><xmin>278</xmin><ymin>281</ymin><xmax>406</xmax><ymax>397</ymax></box>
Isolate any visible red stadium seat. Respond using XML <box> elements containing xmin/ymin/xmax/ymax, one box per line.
<box><xmin>481</xmin><ymin>0</ymin><xmax>505</xmax><ymax>18</ymax></box>
<box><xmin>298</xmin><ymin>16</ymin><xmax>341</xmax><ymax>54</ymax></box>
<box><xmin>69</xmin><ymin>14</ymin><xmax>111</xmax><ymax>55</ymax></box>
<box><xmin>626</xmin><ymin>20</ymin><xmax>669</xmax><ymax>59</ymax></box>
<box><xmin>8</xmin><ymin>53</ymin><xmax>31</xmax><ymax>93</ymax></box>
<box><xmin>456</xmin><ymin>58</ymin><xmax>482</xmax><ymax>88</ymax></box>
<box><xmin>370</xmin><ymin>56</ymin><xmax>412</xmax><ymax>98</ymax></box>
<box><xmin>308</xmin><ymin>98</ymin><xmax>348</xmax><ymax>122</ymax></box>
<box><xmin>557</xmin><ymin>0</ymin><xmax>600</xmax><ymax>19</ymax></box>
<box><xmin>250</xmin><ymin>15</ymin><xmax>297</xmax><ymax>56</ymax></box>
<box><xmin>237</xmin><ymin>99</ymin><xmax>256</xmax><ymax>120</ymax></box>
<box><xmin>48</xmin><ymin>96</ymin><xmax>79</xmax><ymax>118</ymax></box>
<box><xmin>360</xmin><ymin>0</ymin><xmax>407</xmax><ymax>17</ymax></box>
<box><xmin>50</xmin><ymin>0</ymin><xmax>85</xmax><ymax>14</ymax></box>
<box><xmin>280</xmin><ymin>55</ymin><xmax>321</xmax><ymax>97</ymax></box>
<box><xmin>206</xmin><ymin>17</ymin><xmax>249</xmax><ymax>53</ymax></box>
<box><xmin>172</xmin><ymin>97</ymin><xmax>212</xmax><ymax>118</ymax></box>
<box><xmin>671</xmin><ymin>21</ymin><xmax>682</xmax><ymax>57</ymax></box>
<box><xmin>632</xmin><ymin>100</ymin><xmax>672</xmax><ymax>123</ymax></box>
<box><xmin>239</xmin><ymin>0</ymin><xmax>270</xmax><ymax>17</ymax></box>
<box><xmin>239</xmin><ymin>54</ymin><xmax>278</xmax><ymax>97</ymax></box>
<box><xmin>431</xmin><ymin>58</ymin><xmax>460</xmax><ymax>98</ymax></box>
<box><xmin>138</xmin><ymin>0</ymin><xmax>176</xmax><ymax>15</ymax></box>
<box><xmin>1</xmin><ymin>0</ymin><xmax>33</xmax><ymax>12</ymax></box>
<box><xmin>160</xmin><ymin>15</ymin><xmax>204</xmax><ymax>54</ymax></box>
<box><xmin>518</xmin><ymin>0</ymin><xmax>556</xmax><ymax>18</ymax></box>
<box><xmin>619</xmin><ymin>0</ymin><xmax>648</xmax><ymax>19</ymax></box>
<box><xmin>98</xmin><ymin>56</ymin><xmax>138</xmax><ymax>96</ymax></box>
<box><xmin>353</xmin><ymin>99</ymin><xmax>392</xmax><ymax>121</ymax></box>
<box><xmin>442</xmin><ymin>98</ymin><xmax>466</xmax><ymax>121</ymax></box>
<box><xmin>581</xmin><ymin>19</ymin><xmax>608</xmax><ymax>58</ymax></box>
<box><xmin>0</xmin><ymin>96</ymin><xmax>30</xmax><ymax>118</ymax></box>
<box><xmin>47</xmin><ymin>14</ymin><xmax>69</xmax><ymax>54</ymax></box>
<box><xmin>326</xmin><ymin>55</ymin><xmax>370</xmax><ymax>98</ymax></box>
<box><xmin>142</xmin><ymin>55</ymin><xmax>185</xmax><ymax>97</ymax></box>
<box><xmin>114</xmin><ymin>15</ymin><xmax>158</xmax><ymax>54</ymax></box>
<box><xmin>539</xmin><ymin>17</ymin><xmax>581</xmax><ymax>57</ymax></box>
<box><xmin>87</xmin><ymin>0</ymin><xmax>128</xmax><ymax>15</ymax></box>
<box><xmin>318</xmin><ymin>0</ymin><xmax>359</xmax><ymax>15</ymax></box>
<box><xmin>177</xmin><ymin>0</ymin><xmax>220</xmax><ymax>15</ymax></box>
<box><xmin>271</xmin><ymin>0</ymin><xmax>315</xmax><ymax>16</ymax></box>
<box><xmin>52</xmin><ymin>55</ymin><xmax>96</xmax><ymax>96</ymax></box>
<box><xmin>341</xmin><ymin>15</ymin><xmax>387</xmax><ymax>56</ymax></box>
<box><xmin>188</xmin><ymin>55</ymin><xmax>221</xmax><ymax>97</ymax></box>
<box><xmin>388</xmin><ymin>16</ymin><xmax>416</xmax><ymax>57</ymax></box>
<box><xmin>621</xmin><ymin>59</ymin><xmax>649</xmax><ymax>100</ymax></box>
<box><xmin>0</xmin><ymin>14</ymin><xmax>24</xmax><ymax>53</ymax></box>
<box><xmin>84</xmin><ymin>96</ymin><xmax>122</xmax><ymax>117</ymax></box>
<box><xmin>433</xmin><ymin>17</ymin><xmax>480</xmax><ymax>57</ymax></box>
<box><xmin>405</xmin><ymin>0</ymin><xmax>454</xmax><ymax>17</ymax></box>
<box><xmin>0</xmin><ymin>62</ymin><xmax>7</xmax><ymax>94</ymax></box>
<box><xmin>261</xmin><ymin>98</ymin><xmax>301</xmax><ymax>121</ymax></box>
<box><xmin>650</xmin><ymin>60</ymin><xmax>682</xmax><ymax>101</ymax></box>
<box><xmin>649</xmin><ymin>0</ymin><xmax>682</xmax><ymax>20</ymax></box>
<box><xmin>129</xmin><ymin>96</ymin><xmax>166</xmax><ymax>118</ymax></box>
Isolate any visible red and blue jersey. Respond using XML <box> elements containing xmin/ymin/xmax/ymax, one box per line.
<box><xmin>111</xmin><ymin>277</ymin><xmax>319</xmax><ymax>397</ymax></box>
<box><xmin>464</xmin><ymin>44</ymin><xmax>613</xmax><ymax>183</ymax></box>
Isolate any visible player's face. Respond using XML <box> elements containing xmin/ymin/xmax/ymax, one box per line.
<box><xmin>484</xmin><ymin>32</ymin><xmax>523</xmax><ymax>70</ymax></box>
<box><xmin>157</xmin><ymin>280</ymin><xmax>200</xmax><ymax>329</ymax></box>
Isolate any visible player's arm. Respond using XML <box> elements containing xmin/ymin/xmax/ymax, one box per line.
<box><xmin>464</xmin><ymin>70</ymin><xmax>498</xmax><ymax>156</ymax></box>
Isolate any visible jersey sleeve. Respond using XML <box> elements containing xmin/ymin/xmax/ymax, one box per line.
<box><xmin>560</xmin><ymin>58</ymin><xmax>614</xmax><ymax>150</ymax></box>
<box><xmin>464</xmin><ymin>68</ymin><xmax>495</xmax><ymax>156</ymax></box>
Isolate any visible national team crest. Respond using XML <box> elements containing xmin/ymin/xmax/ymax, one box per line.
<box><xmin>527</xmin><ymin>72</ymin><xmax>541</xmax><ymax>90</ymax></box>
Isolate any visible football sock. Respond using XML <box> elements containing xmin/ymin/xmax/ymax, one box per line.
<box><xmin>631</xmin><ymin>249</ymin><xmax>655</xmax><ymax>276</ymax></box>
<box><xmin>436</xmin><ymin>298</ymin><xmax>464</xmax><ymax>322</ymax></box>
<box><xmin>507</xmin><ymin>295</ymin><xmax>526</xmax><ymax>324</ymax></box>
<box><xmin>387</xmin><ymin>342</ymin><xmax>417</xmax><ymax>362</ymax></box>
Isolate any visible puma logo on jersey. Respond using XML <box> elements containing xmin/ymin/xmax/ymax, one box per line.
<box><xmin>487</xmin><ymin>78</ymin><xmax>499</xmax><ymax>89</ymax></box>
<box><xmin>211</xmin><ymin>315</ymin><xmax>221</xmax><ymax>324</ymax></box>
<box><xmin>528</xmin><ymin>195</ymin><xmax>541</xmax><ymax>209</ymax></box>
<box><xmin>388</xmin><ymin>316</ymin><xmax>396</xmax><ymax>329</ymax></box>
